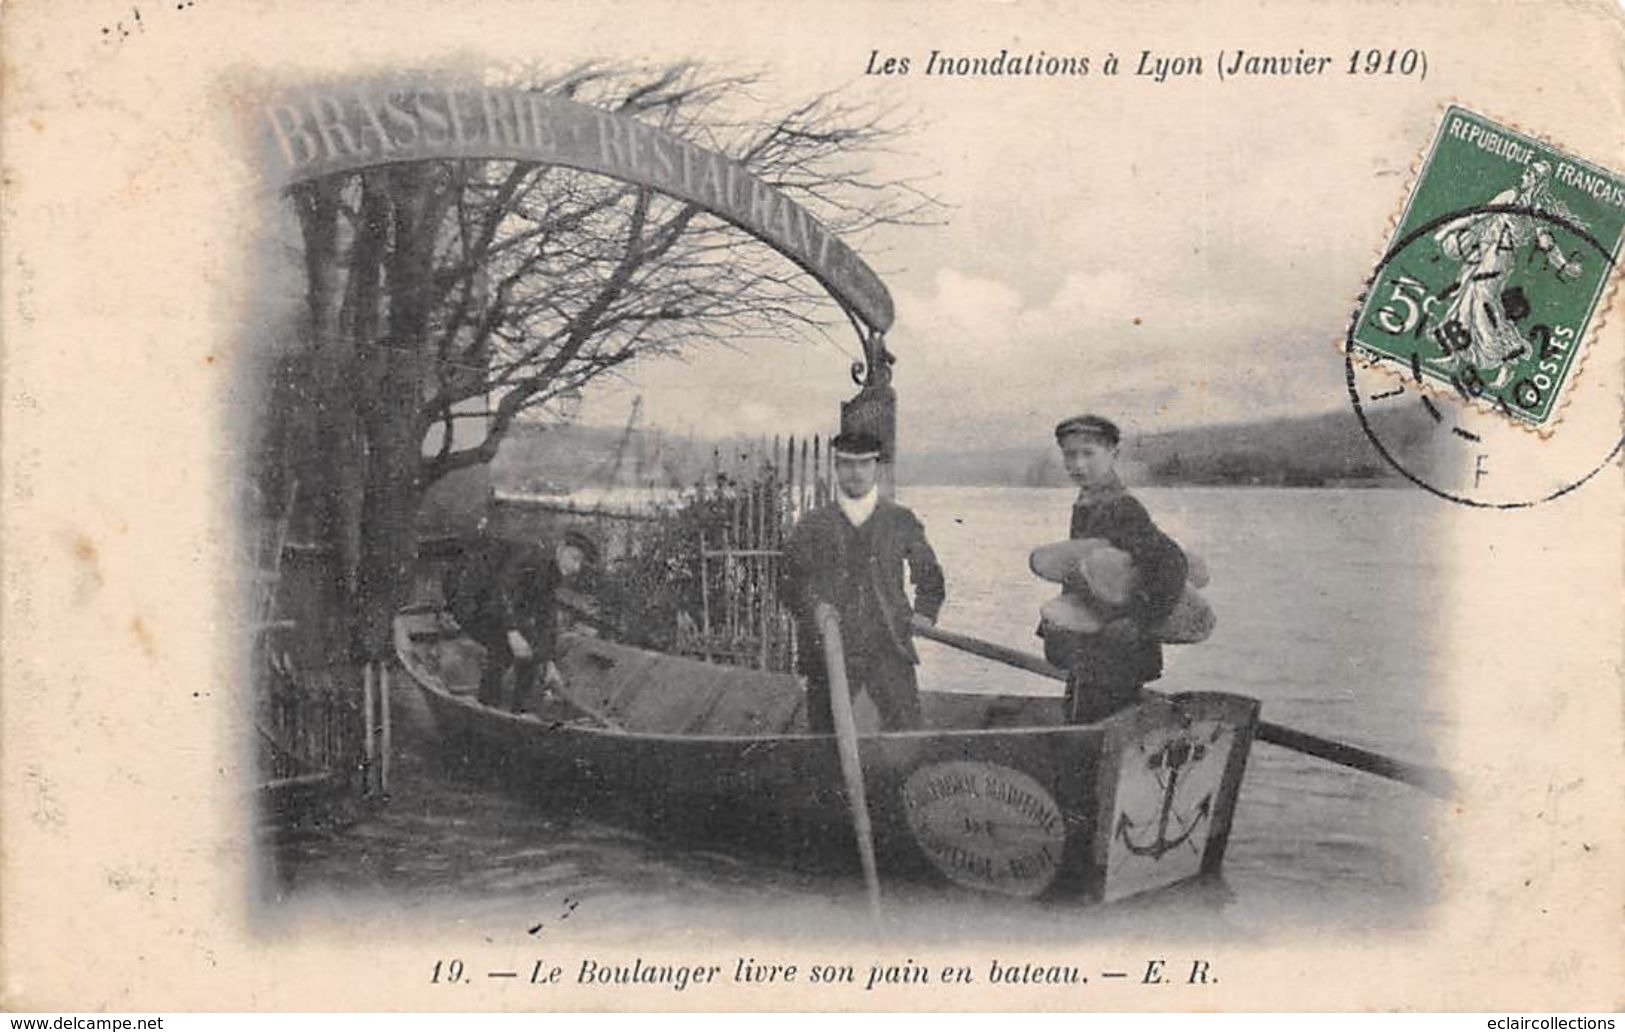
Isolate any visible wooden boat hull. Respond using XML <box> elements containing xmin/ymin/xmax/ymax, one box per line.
<box><xmin>395</xmin><ymin>610</ymin><xmax>1258</xmax><ymax>903</ymax></box>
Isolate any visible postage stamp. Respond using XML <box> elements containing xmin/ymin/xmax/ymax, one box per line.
<box><xmin>1350</xmin><ymin>106</ymin><xmax>1625</xmax><ymax>429</ymax></box>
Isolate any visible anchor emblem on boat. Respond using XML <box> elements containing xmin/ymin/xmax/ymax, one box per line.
<box><xmin>1114</xmin><ymin>731</ymin><xmax>1217</xmax><ymax>860</ymax></box>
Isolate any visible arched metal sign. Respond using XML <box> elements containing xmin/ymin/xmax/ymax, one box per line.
<box><xmin>261</xmin><ymin>83</ymin><xmax>895</xmax><ymax>334</ymax></box>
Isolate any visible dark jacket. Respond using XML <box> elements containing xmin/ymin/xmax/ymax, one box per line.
<box><xmin>1043</xmin><ymin>481</ymin><xmax>1187</xmax><ymax>686</ymax></box>
<box><xmin>784</xmin><ymin>499</ymin><xmax>946</xmax><ymax>677</ymax></box>
<box><xmin>446</xmin><ymin>535</ymin><xmax>563</xmax><ymax>661</ymax></box>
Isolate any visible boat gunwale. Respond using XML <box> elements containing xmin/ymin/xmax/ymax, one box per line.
<box><xmin>398</xmin><ymin>614</ymin><xmax>1253</xmax><ymax>747</ymax></box>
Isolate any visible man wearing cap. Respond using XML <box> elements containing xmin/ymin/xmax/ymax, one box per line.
<box><xmin>1043</xmin><ymin>415</ymin><xmax>1188</xmax><ymax>723</ymax></box>
<box><xmin>446</xmin><ymin>524</ymin><xmax>598</xmax><ymax>713</ymax></box>
<box><xmin>785</xmin><ymin>430</ymin><xmax>946</xmax><ymax>732</ymax></box>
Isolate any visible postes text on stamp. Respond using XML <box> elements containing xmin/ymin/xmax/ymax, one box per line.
<box><xmin>1351</xmin><ymin>106</ymin><xmax>1625</xmax><ymax>429</ymax></box>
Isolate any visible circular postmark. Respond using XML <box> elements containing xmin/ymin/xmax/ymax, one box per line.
<box><xmin>900</xmin><ymin>760</ymin><xmax>1066</xmax><ymax>898</ymax></box>
<box><xmin>1346</xmin><ymin>203</ymin><xmax>1623</xmax><ymax>508</ymax></box>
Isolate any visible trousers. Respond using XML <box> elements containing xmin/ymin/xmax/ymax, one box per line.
<box><xmin>1044</xmin><ymin>625</ymin><xmax>1147</xmax><ymax>724</ymax></box>
<box><xmin>1062</xmin><ymin>675</ymin><xmax>1143</xmax><ymax>725</ymax></box>
<box><xmin>461</xmin><ymin>615</ymin><xmax>543</xmax><ymax>711</ymax></box>
<box><xmin>804</xmin><ymin>640</ymin><xmax>921</xmax><ymax>733</ymax></box>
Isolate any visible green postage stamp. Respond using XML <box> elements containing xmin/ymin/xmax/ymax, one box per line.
<box><xmin>1351</xmin><ymin>106</ymin><xmax>1625</xmax><ymax>428</ymax></box>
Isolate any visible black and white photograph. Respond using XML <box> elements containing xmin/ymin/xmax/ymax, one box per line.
<box><xmin>2</xmin><ymin>0</ymin><xmax>1621</xmax><ymax>1015</ymax></box>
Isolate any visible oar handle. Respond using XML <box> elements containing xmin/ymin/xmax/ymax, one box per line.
<box><xmin>913</xmin><ymin>621</ymin><xmax>1453</xmax><ymax>798</ymax></box>
<box><xmin>815</xmin><ymin>603</ymin><xmax>883</xmax><ymax>919</ymax></box>
<box><xmin>1253</xmin><ymin>721</ymin><xmax>1453</xmax><ymax>798</ymax></box>
<box><xmin>916</xmin><ymin>622</ymin><xmax>1059</xmax><ymax>681</ymax></box>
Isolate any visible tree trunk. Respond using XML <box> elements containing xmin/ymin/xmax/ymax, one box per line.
<box><xmin>292</xmin><ymin>177</ymin><xmax>365</xmax><ymax>667</ymax></box>
<box><xmin>355</xmin><ymin>165</ymin><xmax>447</xmax><ymax>662</ymax></box>
<box><xmin>293</xmin><ymin>168</ymin><xmax>453</xmax><ymax>667</ymax></box>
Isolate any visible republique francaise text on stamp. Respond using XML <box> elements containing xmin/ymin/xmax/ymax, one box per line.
<box><xmin>1350</xmin><ymin>106</ymin><xmax>1625</xmax><ymax>429</ymax></box>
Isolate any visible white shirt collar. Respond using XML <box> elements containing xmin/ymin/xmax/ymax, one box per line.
<box><xmin>837</xmin><ymin>486</ymin><xmax>879</xmax><ymax>527</ymax></box>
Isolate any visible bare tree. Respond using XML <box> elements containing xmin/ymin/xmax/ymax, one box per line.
<box><xmin>276</xmin><ymin>63</ymin><xmax>939</xmax><ymax>663</ymax></box>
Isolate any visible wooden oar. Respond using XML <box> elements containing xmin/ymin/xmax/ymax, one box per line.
<box><xmin>815</xmin><ymin>603</ymin><xmax>883</xmax><ymax>920</ymax></box>
<box><xmin>914</xmin><ymin>622</ymin><xmax>1454</xmax><ymax>799</ymax></box>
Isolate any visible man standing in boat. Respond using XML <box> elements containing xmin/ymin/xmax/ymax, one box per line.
<box><xmin>785</xmin><ymin>430</ymin><xmax>946</xmax><ymax>732</ymax></box>
<box><xmin>1041</xmin><ymin>414</ymin><xmax>1188</xmax><ymax>724</ymax></box>
<box><xmin>446</xmin><ymin>524</ymin><xmax>598</xmax><ymax>712</ymax></box>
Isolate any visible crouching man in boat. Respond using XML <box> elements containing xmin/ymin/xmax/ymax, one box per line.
<box><xmin>1042</xmin><ymin>415</ymin><xmax>1188</xmax><ymax>724</ymax></box>
<box><xmin>785</xmin><ymin>430</ymin><xmax>946</xmax><ymax>733</ymax></box>
<box><xmin>446</xmin><ymin>525</ymin><xmax>598</xmax><ymax>712</ymax></box>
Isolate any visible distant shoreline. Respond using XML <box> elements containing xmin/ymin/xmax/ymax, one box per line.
<box><xmin>491</xmin><ymin>407</ymin><xmax>1426</xmax><ymax>498</ymax></box>
<box><xmin>893</xmin><ymin>479</ymin><xmax>1402</xmax><ymax>490</ymax></box>
<box><xmin>494</xmin><ymin>479</ymin><xmax>1405</xmax><ymax>504</ymax></box>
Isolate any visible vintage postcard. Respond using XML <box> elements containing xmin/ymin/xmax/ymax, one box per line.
<box><xmin>2</xmin><ymin>0</ymin><xmax>1621</xmax><ymax>1014</ymax></box>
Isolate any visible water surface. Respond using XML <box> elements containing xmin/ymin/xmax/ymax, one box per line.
<box><xmin>266</xmin><ymin>486</ymin><xmax>1446</xmax><ymax>942</ymax></box>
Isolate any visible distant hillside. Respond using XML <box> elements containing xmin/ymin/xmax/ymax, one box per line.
<box><xmin>895</xmin><ymin>407</ymin><xmax>1437</xmax><ymax>488</ymax></box>
<box><xmin>491</xmin><ymin>406</ymin><xmax>1441</xmax><ymax>492</ymax></box>
<box><xmin>492</xmin><ymin>421</ymin><xmax>777</xmax><ymax>494</ymax></box>
<box><xmin>493</xmin><ymin>423</ymin><xmax>664</xmax><ymax>493</ymax></box>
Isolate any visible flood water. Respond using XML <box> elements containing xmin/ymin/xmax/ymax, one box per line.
<box><xmin>264</xmin><ymin>486</ymin><xmax>1447</xmax><ymax>944</ymax></box>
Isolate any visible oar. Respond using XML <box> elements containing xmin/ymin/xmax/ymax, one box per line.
<box><xmin>913</xmin><ymin>622</ymin><xmax>1454</xmax><ymax>798</ymax></box>
<box><xmin>815</xmin><ymin>602</ymin><xmax>883</xmax><ymax>920</ymax></box>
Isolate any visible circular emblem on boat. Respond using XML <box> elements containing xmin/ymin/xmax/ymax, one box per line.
<box><xmin>900</xmin><ymin>760</ymin><xmax>1066</xmax><ymax>898</ymax></box>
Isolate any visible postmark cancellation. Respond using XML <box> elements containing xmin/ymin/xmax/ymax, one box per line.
<box><xmin>1349</xmin><ymin>106</ymin><xmax>1625</xmax><ymax>433</ymax></box>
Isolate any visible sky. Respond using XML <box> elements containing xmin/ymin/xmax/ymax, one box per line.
<box><xmin>238</xmin><ymin>1</ymin><xmax>1621</xmax><ymax>457</ymax></box>
<box><xmin>573</xmin><ymin>52</ymin><xmax>1459</xmax><ymax>451</ymax></box>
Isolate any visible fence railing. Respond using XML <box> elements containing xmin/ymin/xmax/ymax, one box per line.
<box><xmin>248</xmin><ymin>433</ymin><xmax>835</xmax><ymax>821</ymax></box>
<box><xmin>501</xmin><ymin>434</ymin><xmax>834</xmax><ymax>674</ymax></box>
<box><xmin>687</xmin><ymin>435</ymin><xmax>834</xmax><ymax>673</ymax></box>
<box><xmin>248</xmin><ymin>485</ymin><xmax>377</xmax><ymax>816</ymax></box>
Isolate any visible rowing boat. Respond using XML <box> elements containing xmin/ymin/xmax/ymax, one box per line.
<box><xmin>393</xmin><ymin>605</ymin><xmax>1259</xmax><ymax>904</ymax></box>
